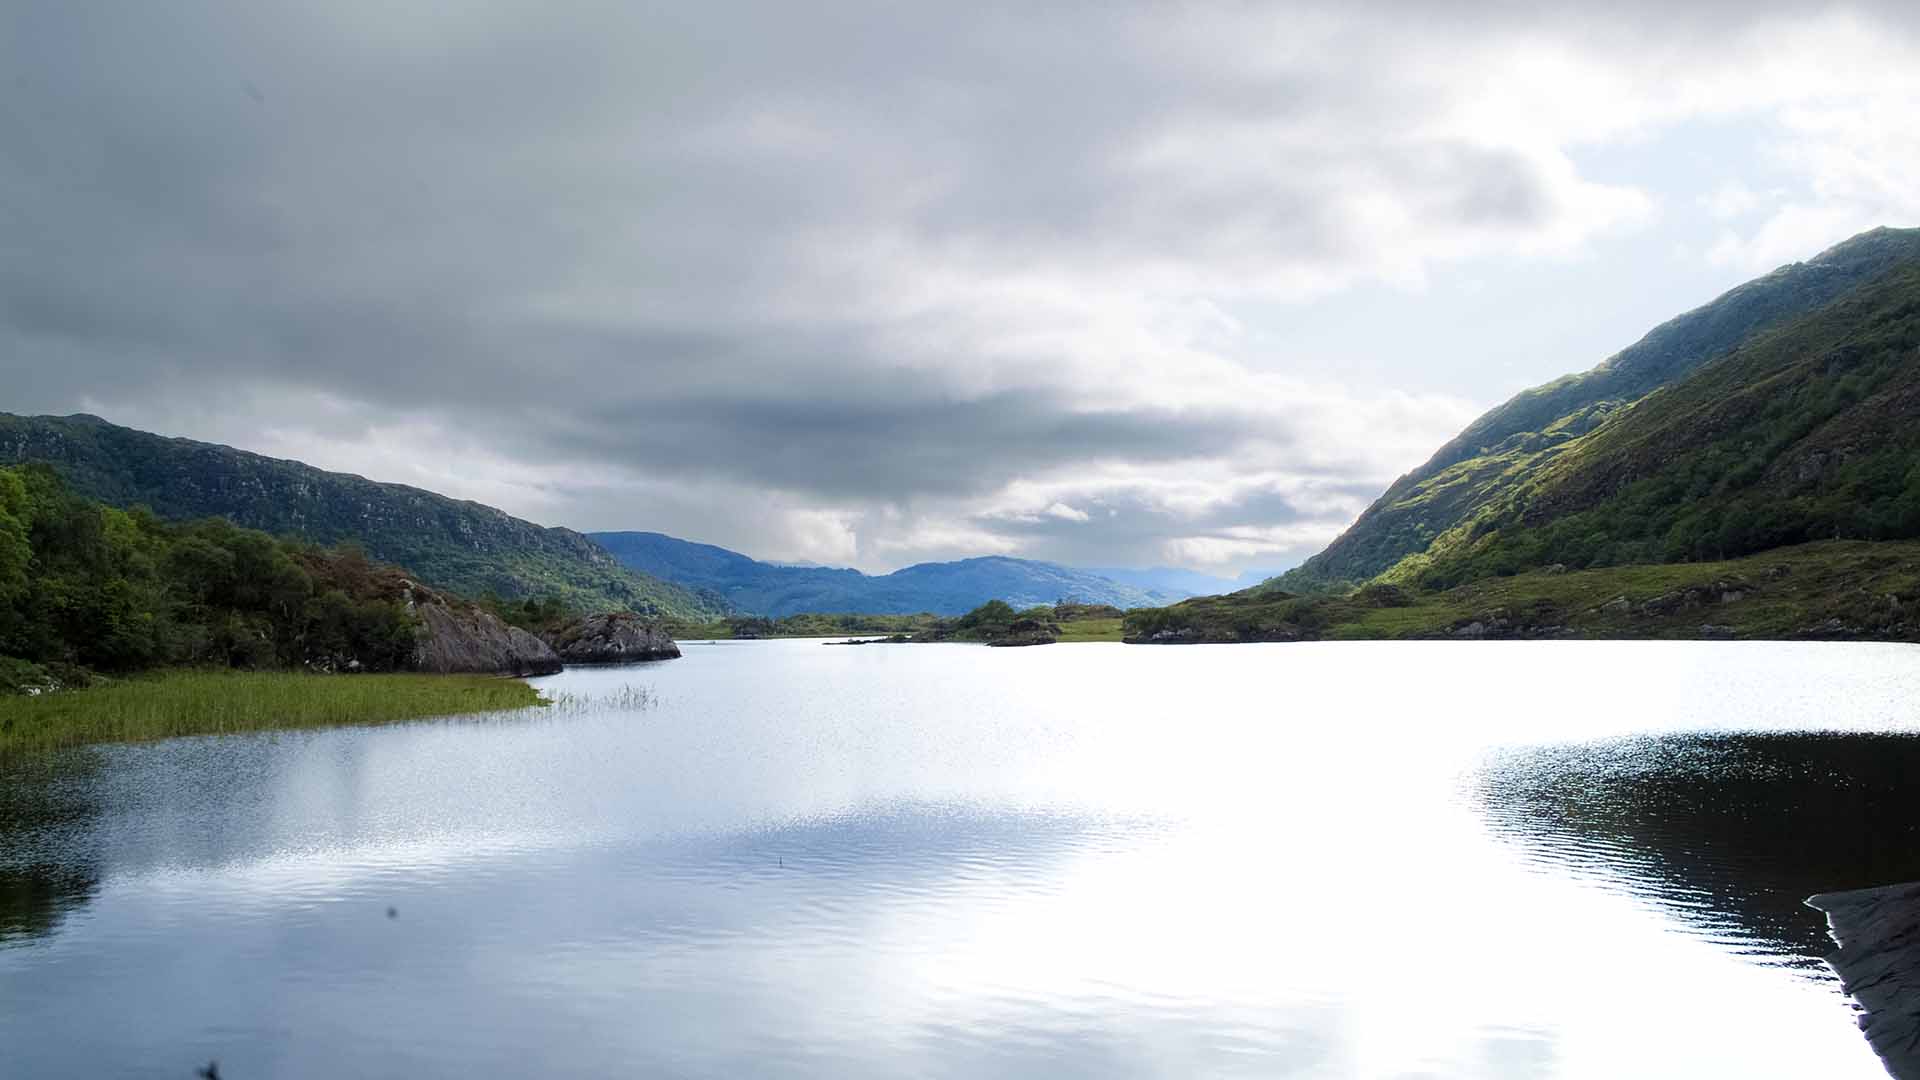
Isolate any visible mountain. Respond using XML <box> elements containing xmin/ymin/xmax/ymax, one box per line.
<box><xmin>1086</xmin><ymin>566</ymin><xmax>1286</xmax><ymax>598</ymax></box>
<box><xmin>1276</xmin><ymin>226</ymin><xmax>1920</xmax><ymax>591</ymax></box>
<box><xmin>1397</xmin><ymin>235</ymin><xmax>1920</xmax><ymax>589</ymax></box>
<box><xmin>588</xmin><ymin>530</ymin><xmax>1168</xmax><ymax>615</ymax></box>
<box><xmin>1127</xmin><ymin>225</ymin><xmax>1920</xmax><ymax>644</ymax></box>
<box><xmin>0</xmin><ymin>413</ymin><xmax>723</xmax><ymax>621</ymax></box>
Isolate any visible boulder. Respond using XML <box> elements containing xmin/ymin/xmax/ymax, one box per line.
<box><xmin>543</xmin><ymin>612</ymin><xmax>682</xmax><ymax>664</ymax></box>
<box><xmin>410</xmin><ymin>595</ymin><xmax>562</xmax><ymax>676</ymax></box>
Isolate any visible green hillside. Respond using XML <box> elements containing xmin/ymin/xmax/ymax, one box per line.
<box><xmin>1400</xmin><ymin>256</ymin><xmax>1920</xmax><ymax>589</ymax></box>
<box><xmin>1129</xmin><ymin>225</ymin><xmax>1920</xmax><ymax>644</ymax></box>
<box><xmin>1276</xmin><ymin>226</ymin><xmax>1920</xmax><ymax>590</ymax></box>
<box><xmin>0</xmin><ymin>413</ymin><xmax>724</xmax><ymax>620</ymax></box>
<box><xmin>1125</xmin><ymin>541</ymin><xmax>1920</xmax><ymax>644</ymax></box>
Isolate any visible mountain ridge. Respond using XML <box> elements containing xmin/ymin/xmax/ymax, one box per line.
<box><xmin>0</xmin><ymin>412</ymin><xmax>724</xmax><ymax>620</ymax></box>
<box><xmin>1275</xmin><ymin>225</ymin><xmax>1920</xmax><ymax>590</ymax></box>
<box><xmin>1126</xmin><ymin>225</ymin><xmax>1920</xmax><ymax>644</ymax></box>
<box><xmin>588</xmin><ymin>530</ymin><xmax>1177</xmax><ymax>615</ymax></box>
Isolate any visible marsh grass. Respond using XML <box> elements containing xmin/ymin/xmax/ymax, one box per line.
<box><xmin>0</xmin><ymin>670</ymin><xmax>546</xmax><ymax>757</ymax></box>
<box><xmin>541</xmin><ymin>684</ymin><xmax>656</xmax><ymax>715</ymax></box>
<box><xmin>1055</xmin><ymin>617</ymin><xmax>1124</xmax><ymax>642</ymax></box>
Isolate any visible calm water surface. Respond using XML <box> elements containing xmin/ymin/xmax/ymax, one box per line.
<box><xmin>5</xmin><ymin>640</ymin><xmax>1920</xmax><ymax>1078</ymax></box>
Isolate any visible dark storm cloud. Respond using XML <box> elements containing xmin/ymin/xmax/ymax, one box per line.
<box><xmin>1</xmin><ymin>1</ymin><xmax>1423</xmax><ymax>489</ymax></box>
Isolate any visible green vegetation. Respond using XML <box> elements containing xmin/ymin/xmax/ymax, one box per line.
<box><xmin>1125</xmin><ymin>540</ymin><xmax>1920</xmax><ymax>644</ymax></box>
<box><xmin>1393</xmin><ymin>260</ymin><xmax>1920</xmax><ymax>590</ymax></box>
<box><xmin>920</xmin><ymin>601</ymin><xmax>1125</xmax><ymax>645</ymax></box>
<box><xmin>0</xmin><ymin>464</ymin><xmax>560</xmax><ymax>754</ymax></box>
<box><xmin>0</xmin><ymin>412</ymin><xmax>723</xmax><ymax>620</ymax></box>
<box><xmin>1152</xmin><ymin>226</ymin><xmax>1920</xmax><ymax>649</ymax></box>
<box><xmin>1275</xmin><ymin>226</ymin><xmax>1920</xmax><ymax>591</ymax></box>
<box><xmin>0</xmin><ymin>670</ymin><xmax>543</xmax><ymax>756</ymax></box>
<box><xmin>668</xmin><ymin>600</ymin><xmax>1127</xmax><ymax>644</ymax></box>
<box><xmin>480</xmin><ymin>594</ymin><xmax>575</xmax><ymax>635</ymax></box>
<box><xmin>1056</xmin><ymin>617</ymin><xmax>1123</xmax><ymax>642</ymax></box>
<box><xmin>0</xmin><ymin>464</ymin><xmax>429</xmax><ymax>681</ymax></box>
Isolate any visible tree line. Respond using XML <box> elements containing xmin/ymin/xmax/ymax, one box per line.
<box><xmin>1</xmin><ymin>464</ymin><xmax>422</xmax><ymax>691</ymax></box>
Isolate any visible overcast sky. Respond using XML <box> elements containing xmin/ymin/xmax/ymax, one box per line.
<box><xmin>7</xmin><ymin>2</ymin><xmax>1920</xmax><ymax>573</ymax></box>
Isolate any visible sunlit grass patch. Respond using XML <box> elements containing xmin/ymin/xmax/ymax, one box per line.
<box><xmin>1056</xmin><ymin>617</ymin><xmax>1123</xmax><ymax>642</ymax></box>
<box><xmin>0</xmin><ymin>670</ymin><xmax>545</xmax><ymax>756</ymax></box>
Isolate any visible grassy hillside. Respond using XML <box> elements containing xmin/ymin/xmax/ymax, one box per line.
<box><xmin>1276</xmin><ymin>226</ymin><xmax>1920</xmax><ymax>590</ymax></box>
<box><xmin>0</xmin><ymin>413</ymin><xmax>723</xmax><ymax>620</ymax></box>
<box><xmin>1127</xmin><ymin>227</ymin><xmax>1920</xmax><ymax>644</ymax></box>
<box><xmin>1126</xmin><ymin>541</ymin><xmax>1920</xmax><ymax>643</ymax></box>
<box><xmin>590</xmin><ymin>531</ymin><xmax>1166</xmax><ymax>614</ymax></box>
<box><xmin>1401</xmin><ymin>259</ymin><xmax>1920</xmax><ymax>589</ymax></box>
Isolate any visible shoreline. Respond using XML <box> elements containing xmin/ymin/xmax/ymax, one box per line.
<box><xmin>1807</xmin><ymin>882</ymin><xmax>1920</xmax><ymax>1080</ymax></box>
<box><xmin>0</xmin><ymin>670</ymin><xmax>545</xmax><ymax>757</ymax></box>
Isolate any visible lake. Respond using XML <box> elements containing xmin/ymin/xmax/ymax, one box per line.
<box><xmin>4</xmin><ymin>640</ymin><xmax>1919</xmax><ymax>1078</ymax></box>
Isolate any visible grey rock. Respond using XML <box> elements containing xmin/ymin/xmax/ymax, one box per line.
<box><xmin>1640</xmin><ymin>592</ymin><xmax>1682</xmax><ymax>615</ymax></box>
<box><xmin>411</xmin><ymin>591</ymin><xmax>563</xmax><ymax>676</ymax></box>
<box><xmin>543</xmin><ymin>612</ymin><xmax>682</xmax><ymax>664</ymax></box>
<box><xmin>1807</xmin><ymin>881</ymin><xmax>1920</xmax><ymax>1079</ymax></box>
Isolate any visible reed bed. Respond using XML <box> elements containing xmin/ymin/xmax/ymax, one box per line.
<box><xmin>540</xmin><ymin>684</ymin><xmax>656</xmax><ymax>715</ymax></box>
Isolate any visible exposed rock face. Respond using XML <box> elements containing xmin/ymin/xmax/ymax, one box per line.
<box><xmin>402</xmin><ymin>581</ymin><xmax>562</xmax><ymax>676</ymax></box>
<box><xmin>543</xmin><ymin>612</ymin><xmax>681</xmax><ymax>664</ymax></box>
<box><xmin>1807</xmin><ymin>881</ymin><xmax>1920</xmax><ymax>1080</ymax></box>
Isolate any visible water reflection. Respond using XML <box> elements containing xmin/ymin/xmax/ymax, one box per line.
<box><xmin>0</xmin><ymin>751</ymin><xmax>104</xmax><ymax>944</ymax></box>
<box><xmin>1476</xmin><ymin>731</ymin><xmax>1920</xmax><ymax>967</ymax></box>
<box><xmin>1</xmin><ymin>641</ymin><xmax>1912</xmax><ymax>1078</ymax></box>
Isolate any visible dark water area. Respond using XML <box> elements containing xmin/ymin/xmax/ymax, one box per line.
<box><xmin>2</xmin><ymin>640</ymin><xmax>1918</xmax><ymax>1077</ymax></box>
<box><xmin>1478</xmin><ymin>731</ymin><xmax>1920</xmax><ymax>967</ymax></box>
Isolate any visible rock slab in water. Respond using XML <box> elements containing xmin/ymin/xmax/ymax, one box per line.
<box><xmin>1807</xmin><ymin>881</ymin><xmax>1920</xmax><ymax>1079</ymax></box>
<box><xmin>543</xmin><ymin>612</ymin><xmax>681</xmax><ymax>663</ymax></box>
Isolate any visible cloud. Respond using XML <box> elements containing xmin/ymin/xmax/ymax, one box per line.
<box><xmin>4</xmin><ymin>1</ymin><xmax>1919</xmax><ymax>572</ymax></box>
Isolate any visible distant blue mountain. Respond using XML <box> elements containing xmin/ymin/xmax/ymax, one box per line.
<box><xmin>588</xmin><ymin>532</ymin><xmax>1179</xmax><ymax>616</ymax></box>
<box><xmin>1084</xmin><ymin>566</ymin><xmax>1290</xmax><ymax>598</ymax></box>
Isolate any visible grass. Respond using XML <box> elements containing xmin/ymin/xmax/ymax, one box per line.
<box><xmin>0</xmin><ymin>670</ymin><xmax>546</xmax><ymax>757</ymax></box>
<box><xmin>1127</xmin><ymin>540</ymin><xmax>1920</xmax><ymax>644</ymax></box>
<box><xmin>1056</xmin><ymin>617</ymin><xmax>1124</xmax><ymax>642</ymax></box>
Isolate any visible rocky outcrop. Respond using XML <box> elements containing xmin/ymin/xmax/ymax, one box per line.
<box><xmin>984</xmin><ymin>617</ymin><xmax>1059</xmax><ymax>647</ymax></box>
<box><xmin>542</xmin><ymin>612</ymin><xmax>681</xmax><ymax>664</ymax></box>
<box><xmin>1807</xmin><ymin>881</ymin><xmax>1920</xmax><ymax>1079</ymax></box>
<box><xmin>402</xmin><ymin>581</ymin><xmax>562</xmax><ymax>676</ymax></box>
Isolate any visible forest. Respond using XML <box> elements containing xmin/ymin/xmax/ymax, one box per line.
<box><xmin>0</xmin><ymin>463</ymin><xmax>423</xmax><ymax>693</ymax></box>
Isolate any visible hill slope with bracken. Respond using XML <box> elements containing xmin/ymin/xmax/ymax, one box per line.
<box><xmin>1395</xmin><ymin>247</ymin><xmax>1920</xmax><ymax>589</ymax></box>
<box><xmin>1126</xmin><ymin>226</ymin><xmax>1920</xmax><ymax>643</ymax></box>
<box><xmin>1274</xmin><ymin>226</ymin><xmax>1920</xmax><ymax>591</ymax></box>
<box><xmin>0</xmin><ymin>413</ymin><xmax>724</xmax><ymax>620</ymax></box>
